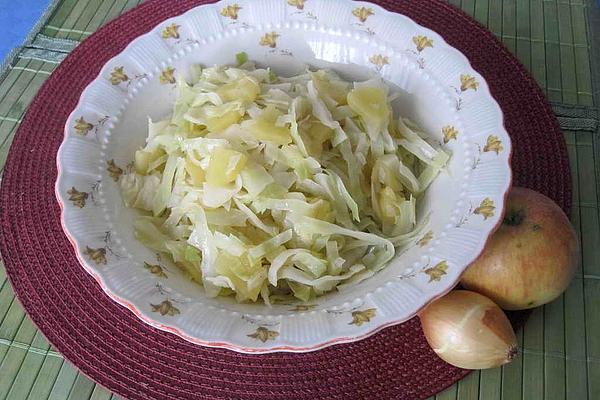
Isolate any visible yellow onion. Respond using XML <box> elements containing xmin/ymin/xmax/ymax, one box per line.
<box><xmin>419</xmin><ymin>290</ymin><xmax>518</xmax><ymax>369</ymax></box>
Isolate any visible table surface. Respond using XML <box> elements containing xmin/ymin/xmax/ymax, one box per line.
<box><xmin>0</xmin><ymin>0</ymin><xmax>599</xmax><ymax>399</ymax></box>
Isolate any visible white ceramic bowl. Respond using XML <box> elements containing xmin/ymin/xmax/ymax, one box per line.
<box><xmin>56</xmin><ymin>0</ymin><xmax>511</xmax><ymax>353</ymax></box>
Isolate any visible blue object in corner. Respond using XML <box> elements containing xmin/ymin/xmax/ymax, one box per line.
<box><xmin>0</xmin><ymin>0</ymin><xmax>52</xmax><ymax>61</ymax></box>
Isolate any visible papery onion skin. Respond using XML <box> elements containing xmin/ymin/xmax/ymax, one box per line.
<box><xmin>419</xmin><ymin>290</ymin><xmax>518</xmax><ymax>370</ymax></box>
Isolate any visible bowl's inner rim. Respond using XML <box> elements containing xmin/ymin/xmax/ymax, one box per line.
<box><xmin>57</xmin><ymin>11</ymin><xmax>510</xmax><ymax>328</ymax></box>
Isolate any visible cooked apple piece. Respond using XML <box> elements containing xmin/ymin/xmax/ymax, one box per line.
<box><xmin>217</xmin><ymin>76</ymin><xmax>260</xmax><ymax>103</ymax></box>
<box><xmin>247</xmin><ymin>105</ymin><xmax>292</xmax><ymax>145</ymax></box>
<box><xmin>347</xmin><ymin>86</ymin><xmax>389</xmax><ymax>133</ymax></box>
<box><xmin>206</xmin><ymin>147</ymin><xmax>247</xmax><ymax>186</ymax></box>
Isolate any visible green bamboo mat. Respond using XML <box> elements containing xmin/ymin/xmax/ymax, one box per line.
<box><xmin>0</xmin><ymin>0</ymin><xmax>599</xmax><ymax>399</ymax></box>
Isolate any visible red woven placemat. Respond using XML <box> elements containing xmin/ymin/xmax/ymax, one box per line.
<box><xmin>0</xmin><ymin>1</ymin><xmax>569</xmax><ymax>399</ymax></box>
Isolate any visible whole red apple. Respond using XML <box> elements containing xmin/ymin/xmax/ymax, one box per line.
<box><xmin>461</xmin><ymin>187</ymin><xmax>578</xmax><ymax>310</ymax></box>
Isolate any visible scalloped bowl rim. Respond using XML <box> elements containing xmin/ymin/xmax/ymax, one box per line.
<box><xmin>55</xmin><ymin>0</ymin><xmax>512</xmax><ymax>353</ymax></box>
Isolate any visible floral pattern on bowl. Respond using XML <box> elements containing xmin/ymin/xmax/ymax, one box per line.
<box><xmin>56</xmin><ymin>0</ymin><xmax>511</xmax><ymax>353</ymax></box>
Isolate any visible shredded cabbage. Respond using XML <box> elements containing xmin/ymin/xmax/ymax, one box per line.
<box><xmin>121</xmin><ymin>60</ymin><xmax>449</xmax><ymax>304</ymax></box>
